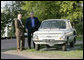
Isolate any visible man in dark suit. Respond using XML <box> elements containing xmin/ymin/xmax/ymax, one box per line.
<box><xmin>25</xmin><ymin>12</ymin><xmax>40</xmax><ymax>49</ymax></box>
<box><xmin>15</xmin><ymin>14</ymin><xmax>25</xmax><ymax>51</ymax></box>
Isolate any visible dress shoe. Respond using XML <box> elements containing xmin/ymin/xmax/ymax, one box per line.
<box><xmin>22</xmin><ymin>48</ymin><xmax>26</xmax><ymax>50</ymax></box>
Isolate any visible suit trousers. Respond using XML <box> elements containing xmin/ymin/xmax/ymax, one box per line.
<box><xmin>16</xmin><ymin>36</ymin><xmax>25</xmax><ymax>50</ymax></box>
<box><xmin>28</xmin><ymin>32</ymin><xmax>35</xmax><ymax>49</ymax></box>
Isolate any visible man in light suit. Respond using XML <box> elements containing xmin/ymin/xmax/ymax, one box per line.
<box><xmin>15</xmin><ymin>14</ymin><xmax>25</xmax><ymax>51</ymax></box>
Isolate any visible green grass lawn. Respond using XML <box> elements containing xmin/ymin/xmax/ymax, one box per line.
<box><xmin>25</xmin><ymin>49</ymin><xmax>83</xmax><ymax>58</ymax></box>
<box><xmin>23</xmin><ymin>43</ymin><xmax>83</xmax><ymax>58</ymax></box>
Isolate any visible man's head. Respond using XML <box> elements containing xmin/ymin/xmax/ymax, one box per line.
<box><xmin>17</xmin><ymin>14</ymin><xmax>22</xmax><ymax>20</ymax></box>
<box><xmin>30</xmin><ymin>12</ymin><xmax>34</xmax><ymax>18</ymax></box>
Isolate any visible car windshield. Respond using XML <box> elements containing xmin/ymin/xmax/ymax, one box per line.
<box><xmin>40</xmin><ymin>20</ymin><xmax>66</xmax><ymax>29</ymax></box>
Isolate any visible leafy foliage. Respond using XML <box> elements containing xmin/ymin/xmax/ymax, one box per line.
<box><xmin>1</xmin><ymin>1</ymin><xmax>26</xmax><ymax>37</ymax></box>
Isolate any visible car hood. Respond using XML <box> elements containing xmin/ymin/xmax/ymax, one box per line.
<box><xmin>33</xmin><ymin>29</ymin><xmax>71</xmax><ymax>40</ymax></box>
<box><xmin>34</xmin><ymin>29</ymin><xmax>69</xmax><ymax>34</ymax></box>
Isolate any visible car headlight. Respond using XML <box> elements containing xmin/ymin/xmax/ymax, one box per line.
<box><xmin>59</xmin><ymin>35</ymin><xmax>65</xmax><ymax>40</ymax></box>
<box><xmin>65</xmin><ymin>32</ymin><xmax>73</xmax><ymax>36</ymax></box>
<box><xmin>33</xmin><ymin>35</ymin><xmax>39</xmax><ymax>40</ymax></box>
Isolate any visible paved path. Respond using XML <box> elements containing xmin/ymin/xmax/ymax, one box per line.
<box><xmin>1</xmin><ymin>38</ymin><xmax>34</xmax><ymax>50</ymax></box>
<box><xmin>1</xmin><ymin>38</ymin><xmax>35</xmax><ymax>59</ymax></box>
<box><xmin>1</xmin><ymin>53</ymin><xmax>29</xmax><ymax>59</ymax></box>
<box><xmin>1</xmin><ymin>50</ymin><xmax>54</xmax><ymax>59</ymax></box>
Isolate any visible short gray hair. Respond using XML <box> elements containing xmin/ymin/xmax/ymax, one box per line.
<box><xmin>18</xmin><ymin>14</ymin><xmax>22</xmax><ymax>17</ymax></box>
<box><xmin>30</xmin><ymin>12</ymin><xmax>34</xmax><ymax>15</ymax></box>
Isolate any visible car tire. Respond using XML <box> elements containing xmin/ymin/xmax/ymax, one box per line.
<box><xmin>62</xmin><ymin>43</ymin><xmax>67</xmax><ymax>51</ymax></box>
<box><xmin>46</xmin><ymin>45</ymin><xmax>50</xmax><ymax>48</ymax></box>
<box><xmin>74</xmin><ymin>37</ymin><xmax>76</xmax><ymax>43</ymax></box>
<box><xmin>35</xmin><ymin>44</ymin><xmax>40</xmax><ymax>51</ymax></box>
<box><xmin>70</xmin><ymin>41</ymin><xmax>74</xmax><ymax>47</ymax></box>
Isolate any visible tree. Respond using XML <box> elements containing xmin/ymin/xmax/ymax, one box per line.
<box><xmin>21</xmin><ymin>1</ymin><xmax>62</xmax><ymax>21</ymax></box>
<box><xmin>1</xmin><ymin>1</ymin><xmax>83</xmax><ymax>37</ymax></box>
<box><xmin>1</xmin><ymin>1</ymin><xmax>26</xmax><ymax>37</ymax></box>
<box><xmin>59</xmin><ymin>1</ymin><xmax>83</xmax><ymax>35</ymax></box>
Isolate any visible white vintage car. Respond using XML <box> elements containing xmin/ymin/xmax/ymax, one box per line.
<box><xmin>33</xmin><ymin>19</ymin><xmax>77</xmax><ymax>51</ymax></box>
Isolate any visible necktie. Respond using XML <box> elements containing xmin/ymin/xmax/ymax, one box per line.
<box><xmin>31</xmin><ymin>18</ymin><xmax>35</xmax><ymax>27</ymax></box>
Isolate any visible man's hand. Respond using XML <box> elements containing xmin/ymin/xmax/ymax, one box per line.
<box><xmin>22</xmin><ymin>25</ymin><xmax>24</xmax><ymax>28</ymax></box>
<box><xmin>26</xmin><ymin>29</ymin><xmax>28</xmax><ymax>32</ymax></box>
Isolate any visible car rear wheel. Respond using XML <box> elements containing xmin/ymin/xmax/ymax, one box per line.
<box><xmin>74</xmin><ymin>37</ymin><xmax>76</xmax><ymax>43</ymax></box>
<box><xmin>46</xmin><ymin>45</ymin><xmax>50</xmax><ymax>48</ymax></box>
<box><xmin>35</xmin><ymin>44</ymin><xmax>40</xmax><ymax>51</ymax></box>
<box><xmin>62</xmin><ymin>43</ymin><xmax>67</xmax><ymax>51</ymax></box>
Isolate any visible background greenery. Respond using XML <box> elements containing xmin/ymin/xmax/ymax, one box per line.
<box><xmin>1</xmin><ymin>1</ymin><xmax>83</xmax><ymax>37</ymax></box>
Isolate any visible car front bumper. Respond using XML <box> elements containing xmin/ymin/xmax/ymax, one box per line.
<box><xmin>33</xmin><ymin>39</ymin><xmax>67</xmax><ymax>46</ymax></box>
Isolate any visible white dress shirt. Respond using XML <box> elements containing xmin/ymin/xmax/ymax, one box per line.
<box><xmin>19</xmin><ymin>19</ymin><xmax>23</xmax><ymax>25</ymax></box>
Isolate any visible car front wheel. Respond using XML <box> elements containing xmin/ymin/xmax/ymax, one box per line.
<box><xmin>74</xmin><ymin>37</ymin><xmax>76</xmax><ymax>43</ymax></box>
<box><xmin>70</xmin><ymin>41</ymin><xmax>74</xmax><ymax>47</ymax></box>
<box><xmin>35</xmin><ymin>44</ymin><xmax>40</xmax><ymax>51</ymax></box>
<box><xmin>62</xmin><ymin>43</ymin><xmax>67</xmax><ymax>51</ymax></box>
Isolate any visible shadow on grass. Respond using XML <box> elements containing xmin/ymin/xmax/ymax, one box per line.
<box><xmin>39</xmin><ymin>44</ymin><xmax>83</xmax><ymax>51</ymax></box>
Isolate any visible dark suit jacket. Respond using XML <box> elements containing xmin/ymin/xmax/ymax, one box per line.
<box><xmin>15</xmin><ymin>19</ymin><xmax>24</xmax><ymax>36</ymax></box>
<box><xmin>25</xmin><ymin>17</ymin><xmax>40</xmax><ymax>33</ymax></box>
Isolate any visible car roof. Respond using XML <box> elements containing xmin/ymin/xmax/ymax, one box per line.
<box><xmin>42</xmin><ymin>19</ymin><xmax>68</xmax><ymax>22</ymax></box>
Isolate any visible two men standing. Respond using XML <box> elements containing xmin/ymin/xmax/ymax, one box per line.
<box><xmin>15</xmin><ymin>12</ymin><xmax>40</xmax><ymax>51</ymax></box>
